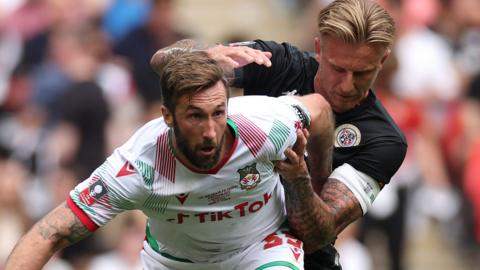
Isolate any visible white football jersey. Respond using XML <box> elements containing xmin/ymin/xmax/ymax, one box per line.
<box><xmin>67</xmin><ymin>95</ymin><xmax>310</xmax><ymax>263</ymax></box>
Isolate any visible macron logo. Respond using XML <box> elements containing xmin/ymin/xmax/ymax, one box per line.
<box><xmin>116</xmin><ymin>161</ymin><xmax>136</xmax><ymax>177</ymax></box>
<box><xmin>175</xmin><ymin>193</ymin><xmax>190</xmax><ymax>205</ymax></box>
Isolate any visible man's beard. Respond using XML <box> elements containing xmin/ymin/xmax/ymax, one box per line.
<box><xmin>173</xmin><ymin>121</ymin><xmax>224</xmax><ymax>170</ymax></box>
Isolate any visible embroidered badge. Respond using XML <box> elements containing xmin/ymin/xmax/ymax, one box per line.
<box><xmin>79</xmin><ymin>177</ymin><xmax>108</xmax><ymax>206</ymax></box>
<box><xmin>238</xmin><ymin>163</ymin><xmax>261</xmax><ymax>190</ymax></box>
<box><xmin>334</xmin><ymin>124</ymin><xmax>361</xmax><ymax>147</ymax></box>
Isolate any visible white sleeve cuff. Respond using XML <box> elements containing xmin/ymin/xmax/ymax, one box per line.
<box><xmin>330</xmin><ymin>163</ymin><xmax>380</xmax><ymax>215</ymax></box>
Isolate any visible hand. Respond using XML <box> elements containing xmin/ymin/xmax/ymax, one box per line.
<box><xmin>205</xmin><ymin>44</ymin><xmax>272</xmax><ymax>70</ymax></box>
<box><xmin>275</xmin><ymin>128</ymin><xmax>310</xmax><ymax>183</ymax></box>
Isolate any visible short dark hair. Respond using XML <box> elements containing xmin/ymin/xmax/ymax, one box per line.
<box><xmin>159</xmin><ymin>50</ymin><xmax>228</xmax><ymax>112</ymax></box>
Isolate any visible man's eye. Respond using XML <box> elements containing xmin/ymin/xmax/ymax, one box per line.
<box><xmin>333</xmin><ymin>66</ymin><xmax>345</xmax><ymax>73</ymax></box>
<box><xmin>355</xmin><ymin>70</ymin><xmax>373</xmax><ymax>77</ymax></box>
<box><xmin>213</xmin><ymin>111</ymin><xmax>225</xmax><ymax>118</ymax></box>
<box><xmin>189</xmin><ymin>113</ymin><xmax>201</xmax><ymax>120</ymax></box>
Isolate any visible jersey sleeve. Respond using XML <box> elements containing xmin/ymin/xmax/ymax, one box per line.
<box><xmin>349</xmin><ymin>141</ymin><xmax>407</xmax><ymax>185</ymax></box>
<box><xmin>67</xmin><ymin>148</ymin><xmax>147</xmax><ymax>231</ymax></box>
<box><xmin>232</xmin><ymin>40</ymin><xmax>317</xmax><ymax>96</ymax></box>
<box><xmin>334</xmin><ymin>140</ymin><xmax>407</xmax><ymax>186</ymax></box>
<box><xmin>264</xmin><ymin>96</ymin><xmax>311</xmax><ymax>161</ymax></box>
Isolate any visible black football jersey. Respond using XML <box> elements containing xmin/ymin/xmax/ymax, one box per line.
<box><xmin>234</xmin><ymin>40</ymin><xmax>407</xmax><ymax>185</ymax></box>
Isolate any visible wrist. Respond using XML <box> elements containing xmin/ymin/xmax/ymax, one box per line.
<box><xmin>281</xmin><ymin>174</ymin><xmax>312</xmax><ymax>187</ymax></box>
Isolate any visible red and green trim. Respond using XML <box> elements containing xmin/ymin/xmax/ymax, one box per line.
<box><xmin>229</xmin><ymin>114</ymin><xmax>267</xmax><ymax>158</ymax></box>
<box><xmin>66</xmin><ymin>196</ymin><xmax>99</xmax><ymax>232</ymax></box>
<box><xmin>255</xmin><ymin>261</ymin><xmax>300</xmax><ymax>270</ymax></box>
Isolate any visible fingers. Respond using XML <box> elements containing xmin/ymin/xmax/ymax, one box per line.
<box><xmin>279</xmin><ymin>128</ymin><xmax>309</xmax><ymax>167</ymax></box>
<box><xmin>229</xmin><ymin>46</ymin><xmax>272</xmax><ymax>67</ymax></box>
<box><xmin>215</xmin><ymin>54</ymin><xmax>242</xmax><ymax>68</ymax></box>
<box><xmin>207</xmin><ymin>45</ymin><xmax>272</xmax><ymax>68</ymax></box>
<box><xmin>292</xmin><ymin>128</ymin><xmax>308</xmax><ymax>156</ymax></box>
<box><xmin>284</xmin><ymin>148</ymin><xmax>300</xmax><ymax>165</ymax></box>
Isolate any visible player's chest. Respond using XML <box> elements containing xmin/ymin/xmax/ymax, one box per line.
<box><xmin>144</xmin><ymin>146</ymin><xmax>278</xmax><ymax>211</ymax></box>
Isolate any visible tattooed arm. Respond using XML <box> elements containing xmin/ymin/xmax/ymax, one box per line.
<box><xmin>276</xmin><ymin>128</ymin><xmax>362</xmax><ymax>254</ymax></box>
<box><xmin>5</xmin><ymin>202</ymin><xmax>92</xmax><ymax>269</ymax></box>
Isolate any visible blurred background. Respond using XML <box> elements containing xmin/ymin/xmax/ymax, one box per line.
<box><xmin>0</xmin><ymin>0</ymin><xmax>480</xmax><ymax>269</ymax></box>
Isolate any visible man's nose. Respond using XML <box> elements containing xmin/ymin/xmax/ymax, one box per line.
<box><xmin>340</xmin><ymin>72</ymin><xmax>354</xmax><ymax>92</ymax></box>
<box><xmin>202</xmin><ymin>118</ymin><xmax>216</xmax><ymax>140</ymax></box>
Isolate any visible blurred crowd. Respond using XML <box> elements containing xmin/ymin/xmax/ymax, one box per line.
<box><xmin>0</xmin><ymin>0</ymin><xmax>480</xmax><ymax>269</ymax></box>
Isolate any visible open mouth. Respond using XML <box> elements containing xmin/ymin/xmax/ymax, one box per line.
<box><xmin>199</xmin><ymin>147</ymin><xmax>215</xmax><ymax>156</ymax></box>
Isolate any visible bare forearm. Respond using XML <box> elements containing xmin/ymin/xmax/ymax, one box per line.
<box><xmin>282</xmin><ymin>176</ymin><xmax>335</xmax><ymax>253</ymax></box>
<box><xmin>283</xmin><ymin>178</ymin><xmax>362</xmax><ymax>253</ymax></box>
<box><xmin>5</xmin><ymin>202</ymin><xmax>91</xmax><ymax>269</ymax></box>
<box><xmin>6</xmin><ymin>226</ymin><xmax>61</xmax><ymax>269</ymax></box>
<box><xmin>292</xmin><ymin>94</ymin><xmax>334</xmax><ymax>191</ymax></box>
<box><xmin>308</xmin><ymin>107</ymin><xmax>334</xmax><ymax>192</ymax></box>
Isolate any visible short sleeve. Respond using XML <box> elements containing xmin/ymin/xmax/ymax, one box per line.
<box><xmin>68</xmin><ymin>149</ymin><xmax>146</xmax><ymax>230</ymax></box>
<box><xmin>233</xmin><ymin>40</ymin><xmax>317</xmax><ymax>96</ymax></box>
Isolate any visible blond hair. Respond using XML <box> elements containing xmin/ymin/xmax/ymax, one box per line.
<box><xmin>159</xmin><ymin>50</ymin><xmax>228</xmax><ymax>111</ymax></box>
<box><xmin>318</xmin><ymin>0</ymin><xmax>395</xmax><ymax>47</ymax></box>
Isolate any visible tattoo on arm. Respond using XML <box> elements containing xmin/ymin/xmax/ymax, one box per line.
<box><xmin>283</xmin><ymin>177</ymin><xmax>362</xmax><ymax>253</ymax></box>
<box><xmin>36</xmin><ymin>202</ymin><xmax>91</xmax><ymax>250</ymax></box>
<box><xmin>283</xmin><ymin>176</ymin><xmax>334</xmax><ymax>253</ymax></box>
<box><xmin>320</xmin><ymin>179</ymin><xmax>363</xmax><ymax>234</ymax></box>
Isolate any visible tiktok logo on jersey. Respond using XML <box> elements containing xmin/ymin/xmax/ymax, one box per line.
<box><xmin>166</xmin><ymin>192</ymin><xmax>272</xmax><ymax>224</ymax></box>
<box><xmin>238</xmin><ymin>163</ymin><xmax>261</xmax><ymax>190</ymax></box>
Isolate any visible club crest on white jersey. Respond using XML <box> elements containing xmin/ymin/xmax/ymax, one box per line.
<box><xmin>238</xmin><ymin>163</ymin><xmax>261</xmax><ymax>190</ymax></box>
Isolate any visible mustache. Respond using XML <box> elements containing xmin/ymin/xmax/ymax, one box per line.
<box><xmin>199</xmin><ymin>140</ymin><xmax>216</xmax><ymax>148</ymax></box>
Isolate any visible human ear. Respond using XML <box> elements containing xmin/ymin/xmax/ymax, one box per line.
<box><xmin>380</xmin><ymin>48</ymin><xmax>391</xmax><ymax>65</ymax></box>
<box><xmin>314</xmin><ymin>37</ymin><xmax>322</xmax><ymax>61</ymax></box>
<box><xmin>161</xmin><ymin>105</ymin><xmax>174</xmax><ymax>127</ymax></box>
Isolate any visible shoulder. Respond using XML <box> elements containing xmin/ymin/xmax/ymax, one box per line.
<box><xmin>228</xmin><ymin>96</ymin><xmax>301</xmax><ymax>135</ymax></box>
<box><xmin>250</xmin><ymin>40</ymin><xmax>315</xmax><ymax>62</ymax></box>
<box><xmin>118</xmin><ymin>118</ymin><xmax>170</xmax><ymax>160</ymax></box>
<box><xmin>249</xmin><ymin>40</ymin><xmax>296</xmax><ymax>52</ymax></box>
<box><xmin>229</xmin><ymin>96</ymin><xmax>298</xmax><ymax>119</ymax></box>
<box><xmin>238</xmin><ymin>40</ymin><xmax>317</xmax><ymax>96</ymax></box>
<box><xmin>229</xmin><ymin>96</ymin><xmax>301</xmax><ymax>159</ymax></box>
<box><xmin>339</xmin><ymin>91</ymin><xmax>407</xmax><ymax>145</ymax></box>
<box><xmin>333</xmin><ymin>92</ymin><xmax>407</xmax><ymax>184</ymax></box>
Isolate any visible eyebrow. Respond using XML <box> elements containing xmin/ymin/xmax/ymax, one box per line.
<box><xmin>185</xmin><ymin>102</ymin><xmax>226</xmax><ymax>111</ymax></box>
<box><xmin>328</xmin><ymin>60</ymin><xmax>376</xmax><ymax>72</ymax></box>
